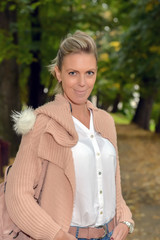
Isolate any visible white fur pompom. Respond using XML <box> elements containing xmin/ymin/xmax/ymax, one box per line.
<box><xmin>11</xmin><ymin>107</ymin><xmax>36</xmax><ymax>135</ymax></box>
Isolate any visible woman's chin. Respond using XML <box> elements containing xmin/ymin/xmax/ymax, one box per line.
<box><xmin>64</xmin><ymin>93</ymin><xmax>89</xmax><ymax>106</ymax></box>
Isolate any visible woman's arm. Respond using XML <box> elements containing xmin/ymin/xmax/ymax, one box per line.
<box><xmin>5</xmin><ymin>141</ymin><xmax>61</xmax><ymax>240</ymax></box>
<box><xmin>5</xmin><ymin>115</ymin><xmax>62</xmax><ymax>240</ymax></box>
<box><xmin>115</xmin><ymin>150</ymin><xmax>134</xmax><ymax>225</ymax></box>
<box><xmin>112</xmin><ymin>121</ymin><xmax>134</xmax><ymax>240</ymax></box>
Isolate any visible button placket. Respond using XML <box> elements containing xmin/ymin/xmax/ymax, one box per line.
<box><xmin>96</xmin><ymin>152</ymin><xmax>100</xmax><ymax>157</ymax></box>
<box><xmin>90</xmin><ymin>134</ymin><xmax>94</xmax><ymax>139</ymax></box>
<box><xmin>94</xmin><ymin>139</ymin><xmax>104</xmax><ymax>218</ymax></box>
<box><xmin>89</xmin><ymin>129</ymin><xmax>104</xmax><ymax>223</ymax></box>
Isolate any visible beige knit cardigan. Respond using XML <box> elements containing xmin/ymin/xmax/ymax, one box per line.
<box><xmin>5</xmin><ymin>94</ymin><xmax>134</xmax><ymax>240</ymax></box>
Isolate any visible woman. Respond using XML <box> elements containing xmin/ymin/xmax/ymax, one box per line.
<box><xmin>5</xmin><ymin>31</ymin><xmax>134</xmax><ymax>240</ymax></box>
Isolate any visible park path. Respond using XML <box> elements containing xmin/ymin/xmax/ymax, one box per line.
<box><xmin>117</xmin><ymin>124</ymin><xmax>160</xmax><ymax>240</ymax></box>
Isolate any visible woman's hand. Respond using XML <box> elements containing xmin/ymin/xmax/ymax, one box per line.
<box><xmin>54</xmin><ymin>229</ymin><xmax>77</xmax><ymax>240</ymax></box>
<box><xmin>111</xmin><ymin>222</ymin><xmax>129</xmax><ymax>240</ymax></box>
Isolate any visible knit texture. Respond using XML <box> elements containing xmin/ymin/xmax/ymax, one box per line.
<box><xmin>5</xmin><ymin>94</ymin><xmax>134</xmax><ymax>240</ymax></box>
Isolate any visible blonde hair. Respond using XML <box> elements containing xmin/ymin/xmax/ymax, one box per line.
<box><xmin>48</xmin><ymin>31</ymin><xmax>97</xmax><ymax>94</ymax></box>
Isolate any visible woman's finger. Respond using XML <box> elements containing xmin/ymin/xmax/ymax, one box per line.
<box><xmin>111</xmin><ymin>223</ymin><xmax>129</xmax><ymax>240</ymax></box>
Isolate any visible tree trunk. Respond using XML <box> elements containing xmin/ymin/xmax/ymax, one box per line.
<box><xmin>0</xmin><ymin>1</ymin><xmax>21</xmax><ymax>156</ymax></box>
<box><xmin>132</xmin><ymin>96</ymin><xmax>154</xmax><ymax>130</ymax></box>
<box><xmin>155</xmin><ymin>115</ymin><xmax>160</xmax><ymax>133</ymax></box>
<box><xmin>112</xmin><ymin>93</ymin><xmax>121</xmax><ymax>113</ymax></box>
<box><xmin>28</xmin><ymin>3</ymin><xmax>45</xmax><ymax>108</ymax></box>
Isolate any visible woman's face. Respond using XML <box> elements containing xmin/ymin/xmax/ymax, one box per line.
<box><xmin>55</xmin><ymin>52</ymin><xmax>97</xmax><ymax>105</ymax></box>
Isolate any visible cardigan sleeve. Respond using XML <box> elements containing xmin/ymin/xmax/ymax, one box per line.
<box><xmin>113</xmin><ymin>123</ymin><xmax>134</xmax><ymax>225</ymax></box>
<box><xmin>115</xmin><ymin>152</ymin><xmax>134</xmax><ymax>225</ymax></box>
<box><xmin>5</xmin><ymin>116</ymin><xmax>61</xmax><ymax>240</ymax></box>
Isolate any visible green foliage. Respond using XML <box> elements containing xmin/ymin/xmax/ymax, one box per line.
<box><xmin>0</xmin><ymin>31</ymin><xmax>17</xmax><ymax>62</ymax></box>
<box><xmin>117</xmin><ymin>0</ymin><xmax>160</xmax><ymax>93</ymax></box>
<box><xmin>151</xmin><ymin>103</ymin><xmax>160</xmax><ymax>125</ymax></box>
<box><xmin>98</xmin><ymin>0</ymin><xmax>160</xmax><ymax>129</ymax></box>
<box><xmin>1</xmin><ymin>0</ymin><xmax>160</xmax><ymax>131</ymax></box>
<box><xmin>0</xmin><ymin>0</ymin><xmax>111</xmax><ymax>103</ymax></box>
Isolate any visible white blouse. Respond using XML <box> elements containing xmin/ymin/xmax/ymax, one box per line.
<box><xmin>71</xmin><ymin>110</ymin><xmax>116</xmax><ymax>227</ymax></box>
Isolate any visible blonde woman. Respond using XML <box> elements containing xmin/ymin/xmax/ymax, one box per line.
<box><xmin>5</xmin><ymin>31</ymin><xmax>134</xmax><ymax>240</ymax></box>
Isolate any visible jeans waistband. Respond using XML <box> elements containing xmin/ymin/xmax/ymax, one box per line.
<box><xmin>69</xmin><ymin>219</ymin><xmax>114</xmax><ymax>239</ymax></box>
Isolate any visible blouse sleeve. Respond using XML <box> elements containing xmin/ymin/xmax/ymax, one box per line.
<box><xmin>5</xmin><ymin>115</ymin><xmax>61</xmax><ymax>240</ymax></box>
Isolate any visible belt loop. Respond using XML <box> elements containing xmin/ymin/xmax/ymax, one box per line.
<box><xmin>75</xmin><ymin>227</ymin><xmax>79</xmax><ymax>239</ymax></box>
<box><xmin>106</xmin><ymin>222</ymin><xmax>109</xmax><ymax>234</ymax></box>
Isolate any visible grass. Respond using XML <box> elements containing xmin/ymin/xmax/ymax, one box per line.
<box><xmin>110</xmin><ymin>113</ymin><xmax>156</xmax><ymax>132</ymax></box>
<box><xmin>110</xmin><ymin>113</ymin><xmax>131</xmax><ymax>125</ymax></box>
<box><xmin>149</xmin><ymin>119</ymin><xmax>156</xmax><ymax>132</ymax></box>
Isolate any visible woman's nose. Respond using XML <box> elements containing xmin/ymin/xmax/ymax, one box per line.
<box><xmin>79</xmin><ymin>75</ymin><xmax>85</xmax><ymax>86</ymax></box>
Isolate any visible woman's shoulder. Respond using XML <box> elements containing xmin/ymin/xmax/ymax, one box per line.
<box><xmin>87</xmin><ymin>99</ymin><xmax>114</xmax><ymax>124</ymax></box>
<box><xmin>11</xmin><ymin>105</ymin><xmax>51</xmax><ymax>136</ymax></box>
<box><xmin>95</xmin><ymin>107</ymin><xmax>115</xmax><ymax>124</ymax></box>
<box><xmin>92</xmin><ymin>107</ymin><xmax>117</xmax><ymax>144</ymax></box>
<box><xmin>12</xmin><ymin>96</ymin><xmax>65</xmax><ymax>135</ymax></box>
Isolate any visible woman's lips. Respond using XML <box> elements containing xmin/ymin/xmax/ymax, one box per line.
<box><xmin>74</xmin><ymin>90</ymin><xmax>86</xmax><ymax>95</ymax></box>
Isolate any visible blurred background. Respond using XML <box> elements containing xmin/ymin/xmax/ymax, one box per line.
<box><xmin>0</xmin><ymin>0</ymin><xmax>160</xmax><ymax>239</ymax></box>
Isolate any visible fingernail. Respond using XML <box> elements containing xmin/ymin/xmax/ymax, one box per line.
<box><xmin>110</xmin><ymin>238</ymin><xmax>114</xmax><ymax>240</ymax></box>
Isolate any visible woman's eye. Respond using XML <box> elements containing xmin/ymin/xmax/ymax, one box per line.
<box><xmin>69</xmin><ymin>71</ymin><xmax>76</xmax><ymax>76</ymax></box>
<box><xmin>87</xmin><ymin>71</ymin><xmax>94</xmax><ymax>76</ymax></box>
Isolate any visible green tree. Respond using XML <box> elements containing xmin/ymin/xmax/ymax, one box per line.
<box><xmin>112</xmin><ymin>0</ymin><xmax>160</xmax><ymax>130</ymax></box>
<box><xmin>28</xmin><ymin>0</ymin><xmax>45</xmax><ymax>108</ymax></box>
<box><xmin>0</xmin><ymin>0</ymin><xmax>21</xmax><ymax>155</ymax></box>
<box><xmin>0</xmin><ymin>0</ymin><xmax>111</xmax><ymax>155</ymax></box>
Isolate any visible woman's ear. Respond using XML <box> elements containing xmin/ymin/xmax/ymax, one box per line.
<box><xmin>54</xmin><ymin>66</ymin><xmax>62</xmax><ymax>83</ymax></box>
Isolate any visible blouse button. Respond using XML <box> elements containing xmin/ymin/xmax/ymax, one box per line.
<box><xmin>100</xmin><ymin>211</ymin><xmax>103</xmax><ymax>215</ymax></box>
<box><xmin>90</xmin><ymin>134</ymin><xmax>94</xmax><ymax>138</ymax></box>
<box><xmin>97</xmin><ymin>152</ymin><xmax>100</xmax><ymax>156</ymax></box>
<box><xmin>100</xmin><ymin>190</ymin><xmax>103</xmax><ymax>194</ymax></box>
<box><xmin>98</xmin><ymin>172</ymin><xmax>102</xmax><ymax>175</ymax></box>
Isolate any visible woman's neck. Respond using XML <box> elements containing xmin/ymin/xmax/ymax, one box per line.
<box><xmin>72</xmin><ymin>104</ymin><xmax>90</xmax><ymax>129</ymax></box>
<box><xmin>63</xmin><ymin>93</ymin><xmax>90</xmax><ymax>128</ymax></box>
